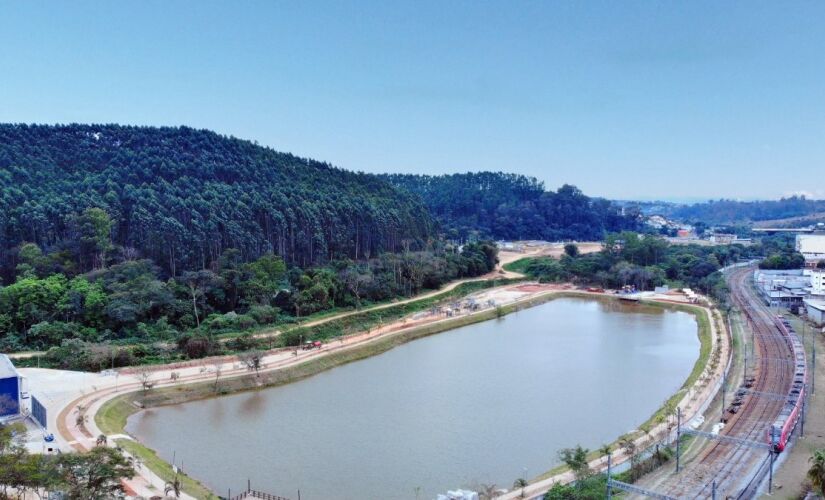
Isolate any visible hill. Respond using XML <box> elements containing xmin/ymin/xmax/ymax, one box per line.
<box><xmin>0</xmin><ymin>124</ymin><xmax>433</xmax><ymax>278</ymax></box>
<box><xmin>670</xmin><ymin>197</ymin><xmax>825</xmax><ymax>225</ymax></box>
<box><xmin>383</xmin><ymin>172</ymin><xmax>643</xmax><ymax>241</ymax></box>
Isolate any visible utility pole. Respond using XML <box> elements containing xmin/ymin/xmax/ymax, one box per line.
<box><xmin>744</xmin><ymin>348</ymin><xmax>749</xmax><ymax>379</ymax></box>
<box><xmin>606</xmin><ymin>453</ymin><xmax>612</xmax><ymax>500</ymax></box>
<box><xmin>768</xmin><ymin>450</ymin><xmax>775</xmax><ymax>494</ymax></box>
<box><xmin>813</xmin><ymin>334</ymin><xmax>817</xmax><ymax>395</ymax></box>
<box><xmin>676</xmin><ymin>407</ymin><xmax>682</xmax><ymax>473</ymax></box>
<box><xmin>721</xmin><ymin>369</ymin><xmax>727</xmax><ymax>421</ymax></box>
<box><xmin>711</xmin><ymin>480</ymin><xmax>717</xmax><ymax>500</ymax></box>
<box><xmin>801</xmin><ymin>385</ymin><xmax>806</xmax><ymax>438</ymax></box>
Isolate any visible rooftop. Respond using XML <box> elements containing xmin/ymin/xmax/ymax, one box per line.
<box><xmin>805</xmin><ymin>298</ymin><xmax>825</xmax><ymax>311</ymax></box>
<box><xmin>797</xmin><ymin>234</ymin><xmax>825</xmax><ymax>254</ymax></box>
<box><xmin>0</xmin><ymin>354</ymin><xmax>20</xmax><ymax>379</ymax></box>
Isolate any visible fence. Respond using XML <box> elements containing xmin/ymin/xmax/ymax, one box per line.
<box><xmin>229</xmin><ymin>489</ymin><xmax>291</xmax><ymax>500</ymax></box>
<box><xmin>31</xmin><ymin>394</ymin><xmax>47</xmax><ymax>429</ymax></box>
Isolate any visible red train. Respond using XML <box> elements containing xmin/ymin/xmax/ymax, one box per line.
<box><xmin>768</xmin><ymin>316</ymin><xmax>806</xmax><ymax>452</ymax></box>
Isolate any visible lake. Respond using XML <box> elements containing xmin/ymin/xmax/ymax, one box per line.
<box><xmin>126</xmin><ymin>297</ymin><xmax>698</xmax><ymax>499</ymax></box>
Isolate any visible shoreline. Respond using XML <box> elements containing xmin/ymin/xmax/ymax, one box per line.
<box><xmin>497</xmin><ymin>297</ymin><xmax>728</xmax><ymax>498</ymax></box>
<box><xmin>89</xmin><ymin>288</ymin><xmax>719</xmax><ymax>499</ymax></box>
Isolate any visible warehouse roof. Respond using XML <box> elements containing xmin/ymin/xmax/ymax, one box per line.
<box><xmin>804</xmin><ymin>299</ymin><xmax>825</xmax><ymax>312</ymax></box>
<box><xmin>797</xmin><ymin>234</ymin><xmax>825</xmax><ymax>254</ymax></box>
<box><xmin>0</xmin><ymin>354</ymin><xmax>19</xmax><ymax>379</ymax></box>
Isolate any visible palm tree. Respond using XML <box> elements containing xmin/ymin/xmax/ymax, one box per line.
<box><xmin>165</xmin><ymin>475</ymin><xmax>182</xmax><ymax>499</ymax></box>
<box><xmin>74</xmin><ymin>405</ymin><xmax>88</xmax><ymax>429</ymax></box>
<box><xmin>640</xmin><ymin>423</ymin><xmax>653</xmax><ymax>446</ymax></box>
<box><xmin>619</xmin><ymin>435</ymin><xmax>638</xmax><ymax>475</ymax></box>
<box><xmin>808</xmin><ymin>449</ymin><xmax>825</xmax><ymax>497</ymax></box>
<box><xmin>513</xmin><ymin>478</ymin><xmax>528</xmax><ymax>498</ymax></box>
<box><xmin>477</xmin><ymin>483</ymin><xmax>498</xmax><ymax>500</ymax></box>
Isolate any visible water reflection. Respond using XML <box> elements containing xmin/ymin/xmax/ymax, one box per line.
<box><xmin>238</xmin><ymin>391</ymin><xmax>266</xmax><ymax>417</ymax></box>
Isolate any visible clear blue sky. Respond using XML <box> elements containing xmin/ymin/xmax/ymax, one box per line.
<box><xmin>2</xmin><ymin>1</ymin><xmax>823</xmax><ymax>201</ymax></box>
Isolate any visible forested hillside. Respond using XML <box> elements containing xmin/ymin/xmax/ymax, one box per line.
<box><xmin>383</xmin><ymin>172</ymin><xmax>643</xmax><ymax>242</ymax></box>
<box><xmin>671</xmin><ymin>197</ymin><xmax>825</xmax><ymax>224</ymax></box>
<box><xmin>0</xmin><ymin>124</ymin><xmax>504</xmax><ymax>358</ymax></box>
<box><xmin>0</xmin><ymin>124</ymin><xmax>432</xmax><ymax>278</ymax></box>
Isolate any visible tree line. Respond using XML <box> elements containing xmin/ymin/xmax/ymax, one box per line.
<box><xmin>382</xmin><ymin>172</ymin><xmax>644</xmax><ymax>242</ymax></box>
<box><xmin>0</xmin><ymin>421</ymin><xmax>135</xmax><ymax>500</ymax></box>
<box><xmin>670</xmin><ymin>196</ymin><xmax>825</xmax><ymax>225</ymax></box>
<box><xmin>512</xmin><ymin>232</ymin><xmax>766</xmax><ymax>305</ymax></box>
<box><xmin>0</xmin><ymin>239</ymin><xmax>498</xmax><ymax>360</ymax></box>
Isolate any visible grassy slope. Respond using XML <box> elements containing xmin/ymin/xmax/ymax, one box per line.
<box><xmin>97</xmin><ymin>397</ymin><xmax>219</xmax><ymax>499</ymax></box>
<box><xmin>502</xmin><ymin>256</ymin><xmax>542</xmax><ymax>275</ymax></box>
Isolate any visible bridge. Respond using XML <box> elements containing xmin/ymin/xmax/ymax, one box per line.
<box><xmin>751</xmin><ymin>227</ymin><xmax>815</xmax><ymax>233</ymax></box>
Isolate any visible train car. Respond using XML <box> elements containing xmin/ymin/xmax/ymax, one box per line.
<box><xmin>768</xmin><ymin>316</ymin><xmax>807</xmax><ymax>452</ymax></box>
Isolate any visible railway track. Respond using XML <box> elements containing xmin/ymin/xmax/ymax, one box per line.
<box><xmin>663</xmin><ymin>266</ymin><xmax>794</xmax><ymax>498</ymax></box>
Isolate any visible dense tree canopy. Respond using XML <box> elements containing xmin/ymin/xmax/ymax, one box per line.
<box><xmin>0</xmin><ymin>124</ymin><xmax>433</xmax><ymax>279</ymax></box>
<box><xmin>383</xmin><ymin>172</ymin><xmax>643</xmax><ymax>242</ymax></box>
<box><xmin>671</xmin><ymin>196</ymin><xmax>825</xmax><ymax>225</ymax></box>
<box><xmin>0</xmin><ymin>125</ymin><xmax>512</xmax><ymax>356</ymax></box>
<box><xmin>0</xmin><ymin>242</ymin><xmax>498</xmax><ymax>354</ymax></box>
<box><xmin>0</xmin><ymin>422</ymin><xmax>135</xmax><ymax>499</ymax></box>
<box><xmin>513</xmin><ymin>232</ymin><xmax>763</xmax><ymax>305</ymax></box>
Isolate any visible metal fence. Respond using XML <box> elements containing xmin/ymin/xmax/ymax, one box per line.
<box><xmin>31</xmin><ymin>395</ymin><xmax>47</xmax><ymax>429</ymax></box>
<box><xmin>229</xmin><ymin>490</ymin><xmax>290</xmax><ymax>500</ymax></box>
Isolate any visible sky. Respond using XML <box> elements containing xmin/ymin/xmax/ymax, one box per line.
<box><xmin>1</xmin><ymin>1</ymin><xmax>824</xmax><ymax>201</ymax></box>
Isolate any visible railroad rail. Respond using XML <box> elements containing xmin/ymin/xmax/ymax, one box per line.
<box><xmin>659</xmin><ymin>266</ymin><xmax>797</xmax><ymax>498</ymax></box>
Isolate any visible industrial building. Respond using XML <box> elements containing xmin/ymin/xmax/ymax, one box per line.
<box><xmin>796</xmin><ymin>234</ymin><xmax>825</xmax><ymax>267</ymax></box>
<box><xmin>810</xmin><ymin>269</ymin><xmax>825</xmax><ymax>296</ymax></box>
<box><xmin>804</xmin><ymin>299</ymin><xmax>825</xmax><ymax>326</ymax></box>
<box><xmin>754</xmin><ymin>269</ymin><xmax>809</xmax><ymax>308</ymax></box>
<box><xmin>0</xmin><ymin>354</ymin><xmax>22</xmax><ymax>420</ymax></box>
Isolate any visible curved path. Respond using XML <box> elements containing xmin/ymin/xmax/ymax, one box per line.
<box><xmin>239</xmin><ymin>244</ymin><xmax>563</xmax><ymax>341</ymax></box>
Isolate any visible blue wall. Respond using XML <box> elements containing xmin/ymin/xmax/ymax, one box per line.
<box><xmin>0</xmin><ymin>376</ymin><xmax>20</xmax><ymax>417</ymax></box>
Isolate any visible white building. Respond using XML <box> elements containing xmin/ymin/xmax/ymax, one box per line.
<box><xmin>811</xmin><ymin>269</ymin><xmax>825</xmax><ymax>297</ymax></box>
<box><xmin>804</xmin><ymin>299</ymin><xmax>825</xmax><ymax>325</ymax></box>
<box><xmin>796</xmin><ymin>234</ymin><xmax>825</xmax><ymax>267</ymax></box>
<box><xmin>754</xmin><ymin>269</ymin><xmax>809</xmax><ymax>308</ymax></box>
<box><xmin>709</xmin><ymin>233</ymin><xmax>735</xmax><ymax>244</ymax></box>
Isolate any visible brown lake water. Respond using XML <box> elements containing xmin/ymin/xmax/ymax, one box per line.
<box><xmin>126</xmin><ymin>297</ymin><xmax>698</xmax><ymax>499</ymax></box>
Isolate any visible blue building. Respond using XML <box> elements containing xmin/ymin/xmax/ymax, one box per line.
<box><xmin>0</xmin><ymin>354</ymin><xmax>22</xmax><ymax>419</ymax></box>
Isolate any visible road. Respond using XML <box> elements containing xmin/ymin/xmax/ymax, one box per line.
<box><xmin>241</xmin><ymin>242</ymin><xmax>598</xmax><ymax>341</ymax></box>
